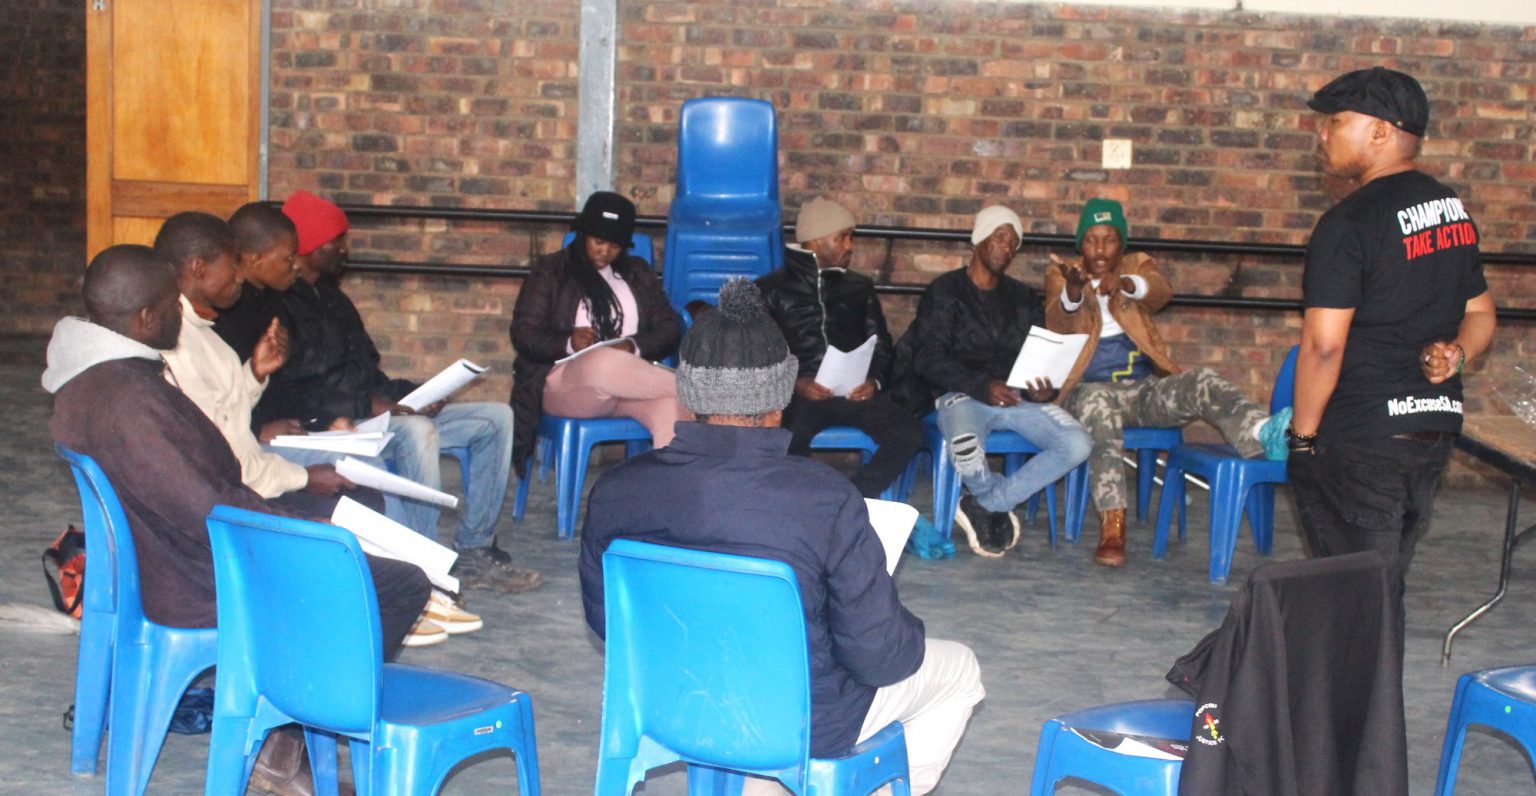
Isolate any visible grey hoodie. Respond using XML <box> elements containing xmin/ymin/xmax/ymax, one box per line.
<box><xmin>41</xmin><ymin>316</ymin><xmax>162</xmax><ymax>394</ymax></box>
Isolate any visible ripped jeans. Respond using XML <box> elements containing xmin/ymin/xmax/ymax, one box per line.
<box><xmin>934</xmin><ymin>392</ymin><xmax>1092</xmax><ymax>514</ymax></box>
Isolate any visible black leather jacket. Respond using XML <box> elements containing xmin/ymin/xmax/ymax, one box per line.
<box><xmin>254</xmin><ymin>275</ymin><xmax>417</xmax><ymax>430</ymax></box>
<box><xmin>889</xmin><ymin>267</ymin><xmax>1047</xmax><ymax>415</ymax></box>
<box><xmin>755</xmin><ymin>247</ymin><xmax>895</xmax><ymax>385</ymax></box>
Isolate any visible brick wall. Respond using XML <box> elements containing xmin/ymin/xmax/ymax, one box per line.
<box><xmin>0</xmin><ymin>0</ymin><xmax>86</xmax><ymax>337</ymax></box>
<box><xmin>266</xmin><ymin>0</ymin><xmax>1535</xmax><ymax>410</ymax></box>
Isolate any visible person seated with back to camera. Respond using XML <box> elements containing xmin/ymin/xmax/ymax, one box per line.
<box><xmin>1045</xmin><ymin>198</ymin><xmax>1289</xmax><ymax>568</ymax></box>
<box><xmin>509</xmin><ymin>190</ymin><xmax>691</xmax><ymax>481</ymax></box>
<box><xmin>580</xmin><ymin>279</ymin><xmax>985</xmax><ymax>795</ymax></box>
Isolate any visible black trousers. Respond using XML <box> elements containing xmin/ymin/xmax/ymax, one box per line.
<box><xmin>364</xmin><ymin>553</ymin><xmax>432</xmax><ymax>661</ymax></box>
<box><xmin>1289</xmin><ymin>433</ymin><xmax>1454</xmax><ymax>656</ymax></box>
<box><xmin>782</xmin><ymin>393</ymin><xmax>923</xmax><ymax>499</ymax></box>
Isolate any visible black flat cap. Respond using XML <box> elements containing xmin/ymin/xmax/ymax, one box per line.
<box><xmin>1308</xmin><ymin>66</ymin><xmax>1428</xmax><ymax>137</ymax></box>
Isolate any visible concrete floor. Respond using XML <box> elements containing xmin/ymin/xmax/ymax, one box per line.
<box><xmin>2</xmin><ymin>335</ymin><xmax>1534</xmax><ymax>795</ymax></box>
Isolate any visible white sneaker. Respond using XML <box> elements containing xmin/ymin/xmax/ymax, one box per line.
<box><xmin>403</xmin><ymin>616</ymin><xmax>448</xmax><ymax>647</ymax></box>
<box><xmin>425</xmin><ymin>591</ymin><xmax>484</xmax><ymax>634</ymax></box>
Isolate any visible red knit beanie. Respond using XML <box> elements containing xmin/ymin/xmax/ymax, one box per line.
<box><xmin>282</xmin><ymin>191</ymin><xmax>349</xmax><ymax>255</ymax></box>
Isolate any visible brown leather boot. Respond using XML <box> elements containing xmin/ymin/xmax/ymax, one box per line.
<box><xmin>1093</xmin><ymin>509</ymin><xmax>1127</xmax><ymax>568</ymax></box>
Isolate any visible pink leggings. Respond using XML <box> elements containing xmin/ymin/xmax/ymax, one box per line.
<box><xmin>542</xmin><ymin>346</ymin><xmax>691</xmax><ymax>448</ymax></box>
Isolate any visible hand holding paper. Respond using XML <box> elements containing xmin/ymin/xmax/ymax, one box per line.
<box><xmin>814</xmin><ymin>335</ymin><xmax>878</xmax><ymax>398</ymax></box>
<box><xmin>334</xmin><ymin>456</ymin><xmax>459</xmax><ymax>508</ymax></box>
<box><xmin>399</xmin><ymin>359</ymin><xmax>487</xmax><ymax>411</ymax></box>
<box><xmin>1007</xmin><ymin>326</ymin><xmax>1088</xmax><ymax>391</ymax></box>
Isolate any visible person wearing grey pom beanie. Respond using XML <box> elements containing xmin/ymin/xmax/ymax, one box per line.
<box><xmin>581</xmin><ymin>279</ymin><xmax>985</xmax><ymax>795</ymax></box>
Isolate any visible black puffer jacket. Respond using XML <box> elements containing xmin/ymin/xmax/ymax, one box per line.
<box><xmin>509</xmin><ymin>246</ymin><xmax>680</xmax><ymax>477</ymax></box>
<box><xmin>255</xmin><ymin>275</ymin><xmax>417</xmax><ymax>430</ymax></box>
<box><xmin>755</xmin><ymin>247</ymin><xmax>895</xmax><ymax>383</ymax></box>
<box><xmin>889</xmin><ymin>267</ymin><xmax>1047</xmax><ymax>415</ymax></box>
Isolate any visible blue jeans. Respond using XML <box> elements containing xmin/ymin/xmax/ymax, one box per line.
<box><xmin>935</xmin><ymin>393</ymin><xmax>1092</xmax><ymax>514</ymax></box>
<box><xmin>384</xmin><ymin>402</ymin><xmax>515</xmax><ymax>551</ymax></box>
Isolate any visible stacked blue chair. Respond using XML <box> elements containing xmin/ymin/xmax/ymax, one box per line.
<box><xmin>1435</xmin><ymin>666</ymin><xmax>1536</xmax><ymax>795</ymax></box>
<box><xmin>203</xmin><ymin>505</ymin><xmax>540</xmax><ymax>795</ymax></box>
<box><xmin>56</xmin><ymin>445</ymin><xmax>219</xmax><ymax>795</ymax></box>
<box><xmin>597</xmin><ymin>540</ymin><xmax>910</xmax><ymax>795</ymax></box>
<box><xmin>921</xmin><ymin>414</ymin><xmax>1087</xmax><ymax>547</ymax></box>
<box><xmin>1152</xmin><ymin>345</ymin><xmax>1299</xmax><ymax>583</ymax></box>
<box><xmin>808</xmin><ymin>426</ymin><xmax>916</xmax><ymax>503</ymax></box>
<box><xmin>1030</xmin><ymin>699</ymin><xmax>1192</xmax><ymax>795</ymax></box>
<box><xmin>513</xmin><ymin>231</ymin><xmax>662</xmax><ymax>538</ymax></box>
<box><xmin>663</xmin><ymin>97</ymin><xmax>783</xmax><ymax>314</ymax></box>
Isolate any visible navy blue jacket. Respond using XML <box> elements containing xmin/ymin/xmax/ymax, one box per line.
<box><xmin>579</xmin><ymin>421</ymin><xmax>926</xmax><ymax>757</ymax></box>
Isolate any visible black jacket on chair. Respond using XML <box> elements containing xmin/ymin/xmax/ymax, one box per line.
<box><xmin>755</xmin><ymin>247</ymin><xmax>895</xmax><ymax>385</ymax></box>
<box><xmin>1167</xmin><ymin>551</ymin><xmax>1406</xmax><ymax>796</ymax></box>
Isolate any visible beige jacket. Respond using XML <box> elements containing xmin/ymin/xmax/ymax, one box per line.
<box><xmin>1044</xmin><ymin>251</ymin><xmax>1181</xmax><ymax>400</ymax></box>
<box><xmin>162</xmin><ymin>296</ymin><xmax>309</xmax><ymax>498</ymax></box>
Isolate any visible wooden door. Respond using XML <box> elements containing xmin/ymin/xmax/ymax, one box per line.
<box><xmin>86</xmin><ymin>0</ymin><xmax>261</xmax><ymax>258</ymax></box>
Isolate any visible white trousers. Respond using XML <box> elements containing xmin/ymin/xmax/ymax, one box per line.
<box><xmin>742</xmin><ymin>638</ymin><xmax>985</xmax><ymax>795</ymax></box>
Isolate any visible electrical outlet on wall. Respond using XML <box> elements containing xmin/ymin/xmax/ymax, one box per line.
<box><xmin>1102</xmin><ymin>138</ymin><xmax>1133</xmax><ymax>170</ymax></box>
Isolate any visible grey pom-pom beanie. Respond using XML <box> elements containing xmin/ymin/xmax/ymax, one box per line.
<box><xmin>676</xmin><ymin>279</ymin><xmax>798</xmax><ymax>416</ymax></box>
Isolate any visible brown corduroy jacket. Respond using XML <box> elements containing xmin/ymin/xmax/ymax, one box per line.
<box><xmin>1044</xmin><ymin>251</ymin><xmax>1180</xmax><ymax>401</ymax></box>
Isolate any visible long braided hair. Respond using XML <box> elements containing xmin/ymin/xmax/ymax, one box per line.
<box><xmin>567</xmin><ymin>234</ymin><xmax>625</xmax><ymax>340</ymax></box>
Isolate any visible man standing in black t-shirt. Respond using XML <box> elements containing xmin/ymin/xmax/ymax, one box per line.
<box><xmin>1288</xmin><ymin>68</ymin><xmax>1497</xmax><ymax>610</ymax></box>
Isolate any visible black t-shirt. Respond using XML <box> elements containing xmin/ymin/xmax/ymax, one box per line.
<box><xmin>1303</xmin><ymin>170</ymin><xmax>1487</xmax><ymax>442</ymax></box>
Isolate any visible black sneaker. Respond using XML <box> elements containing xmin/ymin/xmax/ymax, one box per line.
<box><xmin>955</xmin><ymin>494</ymin><xmax>1011</xmax><ymax>558</ymax></box>
<box><xmin>451</xmin><ymin>544</ymin><xmax>544</xmax><ymax>593</ymax></box>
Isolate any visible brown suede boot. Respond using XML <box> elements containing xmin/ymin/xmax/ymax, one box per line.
<box><xmin>1093</xmin><ymin>509</ymin><xmax>1127</xmax><ymax>568</ymax></box>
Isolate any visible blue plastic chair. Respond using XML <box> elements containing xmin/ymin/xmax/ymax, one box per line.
<box><xmin>203</xmin><ymin>505</ymin><xmax>540</xmax><ymax>796</ymax></box>
<box><xmin>513</xmin><ymin>231</ymin><xmax>665</xmax><ymax>538</ymax></box>
<box><xmin>1435</xmin><ymin>666</ymin><xmax>1536</xmax><ymax>795</ymax></box>
<box><xmin>1058</xmin><ymin>426</ymin><xmax>1184</xmax><ymax>544</ymax></box>
<box><xmin>1152</xmin><ymin>346</ymin><xmax>1299</xmax><ymax>583</ymax></box>
<box><xmin>808</xmin><ymin>426</ymin><xmax>916</xmax><ymax>503</ymax></box>
<box><xmin>663</xmin><ymin>97</ymin><xmax>783</xmax><ymax>314</ymax></box>
<box><xmin>1029</xmin><ymin>699</ymin><xmax>1192</xmax><ymax>795</ymax></box>
<box><xmin>921</xmin><ymin>414</ymin><xmax>1087</xmax><ymax>547</ymax></box>
<box><xmin>56</xmin><ymin>445</ymin><xmax>219</xmax><ymax>795</ymax></box>
<box><xmin>597</xmin><ymin>540</ymin><xmax>910</xmax><ymax>795</ymax></box>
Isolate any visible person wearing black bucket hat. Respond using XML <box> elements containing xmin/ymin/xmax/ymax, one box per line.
<box><xmin>510</xmin><ymin>191</ymin><xmax>689</xmax><ymax>483</ymax></box>
<box><xmin>1290</xmin><ymin>67</ymin><xmax>1496</xmax><ymax>653</ymax></box>
<box><xmin>581</xmin><ymin>279</ymin><xmax>985</xmax><ymax>795</ymax></box>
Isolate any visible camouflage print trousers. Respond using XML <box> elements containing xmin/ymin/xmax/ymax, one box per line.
<box><xmin>1064</xmin><ymin>368</ymin><xmax>1268</xmax><ymax>512</ymax></box>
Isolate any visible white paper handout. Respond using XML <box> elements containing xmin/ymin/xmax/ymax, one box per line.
<box><xmin>554</xmin><ymin>336</ymin><xmax>631</xmax><ymax>365</ymax></box>
<box><xmin>270</xmin><ymin>430</ymin><xmax>395</xmax><ymax>458</ymax></box>
<box><xmin>334</xmin><ymin>456</ymin><xmax>459</xmax><ymax>508</ymax></box>
<box><xmin>814</xmin><ymin>335</ymin><xmax>878</xmax><ymax>397</ymax></box>
<box><xmin>398</xmin><ymin>359</ymin><xmax>487</xmax><ymax>411</ymax></box>
<box><xmin>331</xmin><ymin>496</ymin><xmax>460</xmax><ymax>593</ymax></box>
<box><xmin>1006</xmin><ymin>326</ymin><xmax>1089</xmax><ymax>391</ymax></box>
<box><xmin>864</xmin><ymin>498</ymin><xmax>919</xmax><ymax>575</ymax></box>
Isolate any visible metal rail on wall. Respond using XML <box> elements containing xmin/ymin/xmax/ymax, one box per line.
<box><xmin>333</xmin><ymin>203</ymin><xmax>1536</xmax><ymax>321</ymax></box>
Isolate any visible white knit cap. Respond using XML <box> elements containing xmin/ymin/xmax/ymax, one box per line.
<box><xmin>971</xmin><ymin>205</ymin><xmax>1024</xmax><ymax>245</ymax></box>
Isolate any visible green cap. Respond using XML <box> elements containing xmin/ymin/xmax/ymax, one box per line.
<box><xmin>1076</xmin><ymin>198</ymin><xmax>1128</xmax><ymax>251</ymax></box>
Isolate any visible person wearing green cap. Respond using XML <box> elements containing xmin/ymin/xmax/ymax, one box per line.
<box><xmin>1046</xmin><ymin>198</ymin><xmax>1288</xmax><ymax>568</ymax></box>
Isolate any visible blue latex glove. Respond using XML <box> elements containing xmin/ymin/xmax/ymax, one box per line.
<box><xmin>1258</xmin><ymin>406</ymin><xmax>1293</xmax><ymax>461</ymax></box>
<box><xmin>906</xmin><ymin>515</ymin><xmax>956</xmax><ymax>560</ymax></box>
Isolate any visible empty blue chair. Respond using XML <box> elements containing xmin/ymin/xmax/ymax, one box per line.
<box><xmin>513</xmin><ymin>231</ymin><xmax>664</xmax><ymax>538</ymax></box>
<box><xmin>1435</xmin><ymin>666</ymin><xmax>1536</xmax><ymax>795</ymax></box>
<box><xmin>922</xmin><ymin>414</ymin><xmax>1087</xmax><ymax>547</ymax></box>
<box><xmin>1030</xmin><ymin>699</ymin><xmax>1192</xmax><ymax>795</ymax></box>
<box><xmin>203</xmin><ymin>505</ymin><xmax>540</xmax><ymax>796</ymax></box>
<box><xmin>597</xmin><ymin>540</ymin><xmax>910</xmax><ymax>795</ymax></box>
<box><xmin>808</xmin><ymin>425</ymin><xmax>916</xmax><ymax>503</ymax></box>
<box><xmin>56</xmin><ymin>445</ymin><xmax>219</xmax><ymax>795</ymax></box>
<box><xmin>663</xmin><ymin>97</ymin><xmax>783</xmax><ymax>314</ymax></box>
<box><xmin>1152</xmin><ymin>346</ymin><xmax>1298</xmax><ymax>583</ymax></box>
